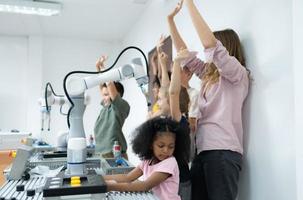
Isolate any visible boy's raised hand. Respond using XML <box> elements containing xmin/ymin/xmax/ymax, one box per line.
<box><xmin>96</xmin><ymin>55</ymin><xmax>108</xmax><ymax>72</ymax></box>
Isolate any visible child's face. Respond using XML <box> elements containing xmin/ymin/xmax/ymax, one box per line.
<box><xmin>101</xmin><ymin>87</ymin><xmax>111</xmax><ymax>106</ymax></box>
<box><xmin>152</xmin><ymin>132</ymin><xmax>176</xmax><ymax>161</ymax></box>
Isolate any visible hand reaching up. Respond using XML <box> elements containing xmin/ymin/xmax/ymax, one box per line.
<box><xmin>156</xmin><ymin>34</ymin><xmax>166</xmax><ymax>53</ymax></box>
<box><xmin>168</xmin><ymin>0</ymin><xmax>184</xmax><ymax>19</ymax></box>
<box><xmin>96</xmin><ymin>55</ymin><xmax>108</xmax><ymax>72</ymax></box>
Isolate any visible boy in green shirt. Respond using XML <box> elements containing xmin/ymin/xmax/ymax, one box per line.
<box><xmin>94</xmin><ymin>55</ymin><xmax>130</xmax><ymax>158</ymax></box>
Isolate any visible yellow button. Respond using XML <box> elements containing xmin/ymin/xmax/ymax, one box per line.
<box><xmin>71</xmin><ymin>180</ymin><xmax>81</xmax><ymax>185</ymax></box>
<box><xmin>71</xmin><ymin>176</ymin><xmax>80</xmax><ymax>181</ymax></box>
<box><xmin>71</xmin><ymin>184</ymin><xmax>81</xmax><ymax>187</ymax></box>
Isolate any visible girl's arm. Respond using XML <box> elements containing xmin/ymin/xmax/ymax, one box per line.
<box><xmin>170</xmin><ymin>49</ymin><xmax>194</xmax><ymax>121</ymax></box>
<box><xmin>169</xmin><ymin>59</ymin><xmax>182</xmax><ymax>122</ymax></box>
<box><xmin>106</xmin><ymin>172</ymin><xmax>171</xmax><ymax>192</ymax></box>
<box><xmin>158</xmin><ymin>52</ymin><xmax>170</xmax><ymax>89</ymax></box>
<box><xmin>184</xmin><ymin>0</ymin><xmax>217</xmax><ymax>49</ymax></box>
<box><xmin>104</xmin><ymin>167</ymin><xmax>143</xmax><ymax>183</ymax></box>
<box><xmin>157</xmin><ymin>35</ymin><xmax>170</xmax><ymax>89</ymax></box>
<box><xmin>167</xmin><ymin>0</ymin><xmax>188</xmax><ymax>52</ymax></box>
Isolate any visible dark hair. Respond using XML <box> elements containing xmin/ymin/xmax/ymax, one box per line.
<box><xmin>152</xmin><ymin>76</ymin><xmax>161</xmax><ymax>88</ymax></box>
<box><xmin>101</xmin><ymin>82</ymin><xmax>125</xmax><ymax>97</ymax></box>
<box><xmin>179</xmin><ymin>86</ymin><xmax>190</xmax><ymax>115</ymax></box>
<box><xmin>132</xmin><ymin>115</ymin><xmax>190</xmax><ymax>163</ymax></box>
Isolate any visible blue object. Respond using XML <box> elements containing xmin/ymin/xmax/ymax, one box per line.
<box><xmin>115</xmin><ymin>158</ymin><xmax>128</xmax><ymax>167</ymax></box>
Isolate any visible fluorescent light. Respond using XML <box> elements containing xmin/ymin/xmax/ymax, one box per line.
<box><xmin>0</xmin><ymin>0</ymin><xmax>62</xmax><ymax>16</ymax></box>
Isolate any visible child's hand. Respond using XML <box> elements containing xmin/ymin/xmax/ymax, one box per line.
<box><xmin>159</xmin><ymin>52</ymin><xmax>168</xmax><ymax>67</ymax></box>
<box><xmin>96</xmin><ymin>55</ymin><xmax>108</xmax><ymax>72</ymax></box>
<box><xmin>105</xmin><ymin>179</ymin><xmax>117</xmax><ymax>184</ymax></box>
<box><xmin>168</xmin><ymin>0</ymin><xmax>184</xmax><ymax>19</ymax></box>
<box><xmin>157</xmin><ymin>35</ymin><xmax>166</xmax><ymax>53</ymax></box>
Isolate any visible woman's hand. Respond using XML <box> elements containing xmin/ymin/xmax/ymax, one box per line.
<box><xmin>168</xmin><ymin>0</ymin><xmax>184</xmax><ymax>19</ymax></box>
<box><xmin>96</xmin><ymin>55</ymin><xmax>108</xmax><ymax>72</ymax></box>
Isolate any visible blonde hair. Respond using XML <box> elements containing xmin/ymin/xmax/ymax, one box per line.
<box><xmin>202</xmin><ymin>29</ymin><xmax>248</xmax><ymax>92</ymax></box>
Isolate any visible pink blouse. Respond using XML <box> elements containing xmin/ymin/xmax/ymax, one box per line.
<box><xmin>185</xmin><ymin>40</ymin><xmax>249</xmax><ymax>154</ymax></box>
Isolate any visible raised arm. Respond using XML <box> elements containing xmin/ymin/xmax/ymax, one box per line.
<box><xmin>167</xmin><ymin>0</ymin><xmax>188</xmax><ymax>52</ymax></box>
<box><xmin>169</xmin><ymin>49</ymin><xmax>190</xmax><ymax>121</ymax></box>
<box><xmin>169</xmin><ymin>60</ymin><xmax>182</xmax><ymax>122</ymax></box>
<box><xmin>184</xmin><ymin>0</ymin><xmax>217</xmax><ymax>49</ymax></box>
<box><xmin>158</xmin><ymin>52</ymin><xmax>170</xmax><ymax>89</ymax></box>
<box><xmin>96</xmin><ymin>55</ymin><xmax>119</xmax><ymax>101</ymax></box>
<box><xmin>96</xmin><ymin>55</ymin><xmax>107</xmax><ymax>94</ymax></box>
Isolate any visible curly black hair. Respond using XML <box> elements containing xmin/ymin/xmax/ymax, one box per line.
<box><xmin>132</xmin><ymin>115</ymin><xmax>190</xmax><ymax>163</ymax></box>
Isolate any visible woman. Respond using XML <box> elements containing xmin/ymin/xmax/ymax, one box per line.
<box><xmin>167</xmin><ymin>0</ymin><xmax>250</xmax><ymax>199</ymax></box>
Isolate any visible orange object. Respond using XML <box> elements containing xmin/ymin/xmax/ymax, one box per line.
<box><xmin>0</xmin><ymin>151</ymin><xmax>14</xmax><ymax>186</ymax></box>
<box><xmin>8</xmin><ymin>150</ymin><xmax>17</xmax><ymax>158</ymax></box>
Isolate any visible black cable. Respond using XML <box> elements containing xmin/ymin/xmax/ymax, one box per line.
<box><xmin>44</xmin><ymin>82</ymin><xmax>64</xmax><ymax>112</ymax></box>
<box><xmin>63</xmin><ymin>46</ymin><xmax>149</xmax><ymax>128</ymax></box>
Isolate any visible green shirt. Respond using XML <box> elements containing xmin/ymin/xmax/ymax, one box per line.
<box><xmin>94</xmin><ymin>95</ymin><xmax>130</xmax><ymax>154</ymax></box>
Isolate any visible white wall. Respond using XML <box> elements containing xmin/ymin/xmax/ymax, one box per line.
<box><xmin>293</xmin><ymin>0</ymin><xmax>303</xmax><ymax>199</ymax></box>
<box><xmin>0</xmin><ymin>36</ymin><xmax>29</xmax><ymax>132</ymax></box>
<box><xmin>122</xmin><ymin>0</ymin><xmax>296</xmax><ymax>199</ymax></box>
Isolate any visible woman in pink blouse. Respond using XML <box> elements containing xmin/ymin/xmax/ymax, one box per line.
<box><xmin>168</xmin><ymin>0</ymin><xmax>250</xmax><ymax>199</ymax></box>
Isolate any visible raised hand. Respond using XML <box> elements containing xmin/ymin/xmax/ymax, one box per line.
<box><xmin>168</xmin><ymin>0</ymin><xmax>184</xmax><ymax>19</ymax></box>
<box><xmin>96</xmin><ymin>55</ymin><xmax>108</xmax><ymax>72</ymax></box>
<box><xmin>159</xmin><ymin>52</ymin><xmax>169</xmax><ymax>68</ymax></box>
<box><xmin>156</xmin><ymin>34</ymin><xmax>166</xmax><ymax>53</ymax></box>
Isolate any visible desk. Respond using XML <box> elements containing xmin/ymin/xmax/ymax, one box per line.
<box><xmin>0</xmin><ymin>151</ymin><xmax>13</xmax><ymax>186</ymax></box>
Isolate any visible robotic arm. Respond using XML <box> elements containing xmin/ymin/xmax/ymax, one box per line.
<box><xmin>64</xmin><ymin>57</ymin><xmax>148</xmax><ymax>175</ymax></box>
<box><xmin>38</xmin><ymin>85</ymin><xmax>69</xmax><ymax>131</ymax></box>
<box><xmin>66</xmin><ymin>58</ymin><xmax>148</xmax><ymax>96</ymax></box>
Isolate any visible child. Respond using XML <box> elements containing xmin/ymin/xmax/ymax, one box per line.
<box><xmin>94</xmin><ymin>55</ymin><xmax>130</xmax><ymax>159</ymax></box>
<box><xmin>104</xmin><ymin>115</ymin><xmax>190</xmax><ymax>200</ymax></box>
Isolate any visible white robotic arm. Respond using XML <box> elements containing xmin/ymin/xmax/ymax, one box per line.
<box><xmin>66</xmin><ymin>58</ymin><xmax>147</xmax><ymax>96</ymax></box>
<box><xmin>65</xmin><ymin>57</ymin><xmax>148</xmax><ymax>175</ymax></box>
<box><xmin>38</xmin><ymin>89</ymin><xmax>69</xmax><ymax>131</ymax></box>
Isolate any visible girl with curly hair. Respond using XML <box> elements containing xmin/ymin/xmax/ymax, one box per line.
<box><xmin>104</xmin><ymin>115</ymin><xmax>190</xmax><ymax>200</ymax></box>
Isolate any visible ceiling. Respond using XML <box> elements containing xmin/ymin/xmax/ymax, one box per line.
<box><xmin>0</xmin><ymin>0</ymin><xmax>151</xmax><ymax>42</ymax></box>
